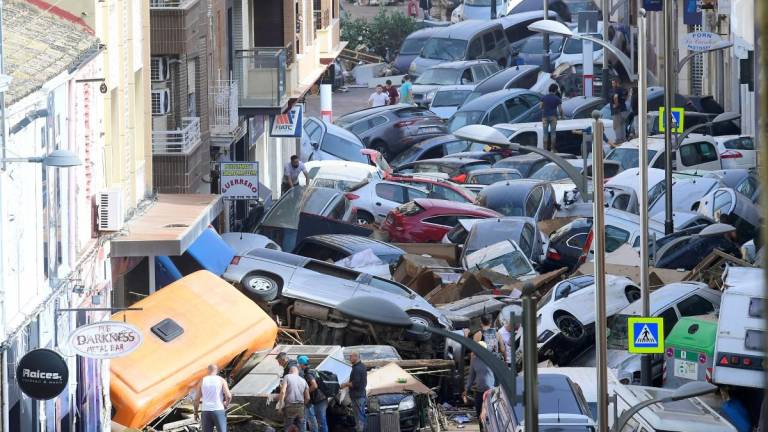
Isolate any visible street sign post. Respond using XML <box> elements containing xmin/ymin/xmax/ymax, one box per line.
<box><xmin>658</xmin><ymin>107</ymin><xmax>685</xmax><ymax>133</ymax></box>
<box><xmin>628</xmin><ymin>317</ymin><xmax>665</xmax><ymax>354</ymax></box>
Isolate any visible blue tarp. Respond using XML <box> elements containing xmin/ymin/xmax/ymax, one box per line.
<box><xmin>154</xmin><ymin>227</ymin><xmax>235</xmax><ymax>288</ymax></box>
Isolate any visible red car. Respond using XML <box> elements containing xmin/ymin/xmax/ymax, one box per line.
<box><xmin>386</xmin><ymin>174</ymin><xmax>477</xmax><ymax>204</ymax></box>
<box><xmin>382</xmin><ymin>199</ymin><xmax>501</xmax><ymax>243</ymax></box>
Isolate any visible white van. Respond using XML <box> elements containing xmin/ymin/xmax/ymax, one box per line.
<box><xmin>606</xmin><ymin>134</ymin><xmax>722</xmax><ymax>172</ymax></box>
<box><xmin>712</xmin><ymin>266</ymin><xmax>766</xmax><ymax>389</ymax></box>
<box><xmin>494</xmin><ymin>119</ymin><xmax>616</xmax><ymax>157</ymax></box>
<box><xmin>611</xmin><ymin>383</ymin><xmax>737</xmax><ymax>431</ymax></box>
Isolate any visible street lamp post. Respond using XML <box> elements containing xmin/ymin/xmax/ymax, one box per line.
<box><xmin>663</xmin><ymin>0</ymin><xmax>674</xmax><ymax>235</ymax></box>
<box><xmin>611</xmin><ymin>382</ymin><xmax>718</xmax><ymax>432</ymax></box>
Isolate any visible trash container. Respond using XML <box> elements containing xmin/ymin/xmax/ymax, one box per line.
<box><xmin>663</xmin><ymin>315</ymin><xmax>718</xmax><ymax>388</ymax></box>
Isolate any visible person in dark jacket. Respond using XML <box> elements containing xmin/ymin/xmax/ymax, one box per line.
<box><xmin>341</xmin><ymin>351</ymin><xmax>367</xmax><ymax>431</ymax></box>
<box><xmin>419</xmin><ymin>0</ymin><xmax>432</xmax><ymax>19</ymax></box>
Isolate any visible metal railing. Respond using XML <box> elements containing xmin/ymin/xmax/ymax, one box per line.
<box><xmin>149</xmin><ymin>0</ymin><xmax>196</xmax><ymax>8</ymax></box>
<box><xmin>210</xmin><ymin>80</ymin><xmax>239</xmax><ymax>135</ymax></box>
<box><xmin>234</xmin><ymin>48</ymin><xmax>288</xmax><ymax>109</ymax></box>
<box><xmin>152</xmin><ymin>117</ymin><xmax>201</xmax><ymax>155</ymax></box>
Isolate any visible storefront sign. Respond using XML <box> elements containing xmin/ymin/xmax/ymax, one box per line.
<box><xmin>67</xmin><ymin>321</ymin><xmax>143</xmax><ymax>359</ymax></box>
<box><xmin>643</xmin><ymin>0</ymin><xmax>663</xmax><ymax>11</ymax></box>
<box><xmin>685</xmin><ymin>31</ymin><xmax>722</xmax><ymax>52</ymax></box>
<box><xmin>16</xmin><ymin>349</ymin><xmax>69</xmax><ymax>400</ymax></box>
<box><xmin>270</xmin><ymin>104</ymin><xmax>303</xmax><ymax>137</ymax></box>
<box><xmin>219</xmin><ymin>162</ymin><xmax>260</xmax><ymax>200</ymax></box>
<box><xmin>683</xmin><ymin>0</ymin><xmax>702</xmax><ymax>25</ymax></box>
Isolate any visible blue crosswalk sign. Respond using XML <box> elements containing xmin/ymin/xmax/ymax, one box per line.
<box><xmin>627</xmin><ymin>317</ymin><xmax>665</xmax><ymax>353</ymax></box>
<box><xmin>658</xmin><ymin>107</ymin><xmax>685</xmax><ymax>133</ymax></box>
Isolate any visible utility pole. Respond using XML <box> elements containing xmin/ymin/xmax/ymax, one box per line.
<box><xmin>522</xmin><ymin>283</ymin><xmax>539</xmax><ymax>432</ymax></box>
<box><xmin>601</xmin><ymin>0</ymin><xmax>610</xmax><ymax>102</ymax></box>
<box><xmin>592</xmin><ymin>111</ymin><xmax>608</xmax><ymax>431</ymax></box>
<box><xmin>542</xmin><ymin>0</ymin><xmax>550</xmax><ymax>72</ymax></box>
<box><xmin>662</xmin><ymin>0</ymin><xmax>674</xmax><ymax>235</ymax></box>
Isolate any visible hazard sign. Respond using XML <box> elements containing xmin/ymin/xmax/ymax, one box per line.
<box><xmin>627</xmin><ymin>317</ymin><xmax>665</xmax><ymax>354</ymax></box>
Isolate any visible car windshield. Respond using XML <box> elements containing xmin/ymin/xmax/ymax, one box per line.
<box><xmin>470</xmin><ymin>171</ymin><xmax>521</xmax><ymax>185</ymax></box>
<box><xmin>432</xmin><ymin>89</ymin><xmax>473</xmax><ymax>107</ymax></box>
<box><xmin>400</xmin><ymin>37</ymin><xmax>429</xmax><ymax>55</ymax></box>
<box><xmin>321</xmin><ymin>134</ymin><xmax>367</xmax><ymax>163</ymax></box>
<box><xmin>606</xmin><ymin>148</ymin><xmax>658</xmax><ymax>171</ymax></box>
<box><xmin>465</xmin><ymin>223</ymin><xmax>522</xmax><ymax>255</ymax></box>
<box><xmin>531</xmin><ymin>164</ymin><xmax>569</xmax><ymax>181</ymax></box>
<box><xmin>448</xmin><ymin>111</ymin><xmax>485</xmax><ymax>132</ymax></box>
<box><xmin>416</xmin><ymin>68</ymin><xmax>461</xmax><ymax>85</ymax></box>
<box><xmin>390</xmin><ymin>145</ymin><xmax>427</xmax><ymax>166</ymax></box>
<box><xmin>421</xmin><ymin>38</ymin><xmax>467</xmax><ymax>61</ymax></box>
<box><xmin>261</xmin><ymin>187</ymin><xmax>339</xmax><ymax>229</ymax></box>
<box><xmin>563</xmin><ymin>34</ymin><xmax>603</xmax><ymax>54</ymax></box>
<box><xmin>474</xmin><ymin>250</ymin><xmax>533</xmax><ymax>278</ymax></box>
<box><xmin>607</xmin><ymin>314</ymin><xmax>632</xmax><ymax>350</ymax></box>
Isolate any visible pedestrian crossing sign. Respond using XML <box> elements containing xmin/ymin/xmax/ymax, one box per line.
<box><xmin>627</xmin><ymin>317</ymin><xmax>665</xmax><ymax>353</ymax></box>
<box><xmin>658</xmin><ymin>107</ymin><xmax>685</xmax><ymax>133</ymax></box>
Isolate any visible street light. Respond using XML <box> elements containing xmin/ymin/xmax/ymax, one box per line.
<box><xmin>335</xmin><ymin>296</ymin><xmax>518</xmax><ymax>413</ymax></box>
<box><xmin>611</xmin><ymin>382</ymin><xmax>718</xmax><ymax>432</ymax></box>
<box><xmin>676</xmin><ymin>40</ymin><xmax>734</xmax><ymax>73</ymax></box>
<box><xmin>1</xmin><ymin>149</ymin><xmax>82</xmax><ymax>169</ymax></box>
<box><xmin>527</xmin><ymin>19</ymin><xmax>636</xmax><ymax>81</ymax></box>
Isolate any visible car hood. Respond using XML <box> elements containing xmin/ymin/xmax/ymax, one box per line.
<box><xmin>430</xmin><ymin>106</ymin><xmax>460</xmax><ymax>120</ymax></box>
<box><xmin>411</xmin><ymin>57</ymin><xmax>444</xmax><ymax>76</ymax></box>
<box><xmin>412</xmin><ymin>84</ymin><xmax>442</xmax><ymax>94</ymax></box>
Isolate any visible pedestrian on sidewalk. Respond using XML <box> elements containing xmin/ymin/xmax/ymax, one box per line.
<box><xmin>419</xmin><ymin>0</ymin><xmax>432</xmax><ymax>20</ymax></box>
<box><xmin>540</xmin><ymin>83</ymin><xmax>564</xmax><ymax>152</ymax></box>
<box><xmin>611</xmin><ymin>79</ymin><xmax>628</xmax><ymax>144</ymax></box>
<box><xmin>368</xmin><ymin>84</ymin><xmax>389</xmax><ymax>107</ymax></box>
<box><xmin>299</xmin><ymin>356</ymin><xmax>329</xmax><ymax>432</ymax></box>
<box><xmin>280</xmin><ymin>366</ymin><xmax>310</xmax><ymax>432</ymax></box>
<box><xmin>194</xmin><ymin>364</ymin><xmax>232</xmax><ymax>432</ymax></box>
<box><xmin>462</xmin><ymin>341</ymin><xmax>494</xmax><ymax>425</ymax></box>
<box><xmin>341</xmin><ymin>351</ymin><xmax>367</xmax><ymax>431</ymax></box>
<box><xmin>400</xmin><ymin>75</ymin><xmax>414</xmax><ymax>105</ymax></box>
<box><xmin>281</xmin><ymin>156</ymin><xmax>309</xmax><ymax>195</ymax></box>
<box><xmin>385</xmin><ymin>79</ymin><xmax>399</xmax><ymax>105</ymax></box>
<box><xmin>473</xmin><ymin>315</ymin><xmax>503</xmax><ymax>358</ymax></box>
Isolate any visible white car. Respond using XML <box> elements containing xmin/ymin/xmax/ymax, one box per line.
<box><xmin>429</xmin><ymin>84</ymin><xmax>475</xmax><ymax>120</ymax></box>
<box><xmin>713</xmin><ymin>135</ymin><xmax>756</xmax><ymax>169</ymax></box>
<box><xmin>463</xmin><ymin>239</ymin><xmax>538</xmax><ymax>281</ymax></box>
<box><xmin>220</xmin><ymin>233</ymin><xmax>281</xmax><ymax>254</ymax></box>
<box><xmin>554</xmin><ymin>22</ymin><xmax>605</xmax><ymax>69</ymax></box>
<box><xmin>603</xmin><ymin>167</ymin><xmax>666</xmax><ymax>214</ymax></box>
<box><xmin>525</xmin><ymin>274</ymin><xmax>640</xmax><ymax>364</ymax></box>
<box><xmin>346</xmin><ymin>179</ymin><xmax>429</xmax><ymax>225</ymax></box>
<box><xmin>299</xmin><ymin>160</ymin><xmax>382</xmax><ymax>189</ymax></box>
<box><xmin>606</xmin><ymin>134</ymin><xmax>722</xmax><ymax>172</ymax></box>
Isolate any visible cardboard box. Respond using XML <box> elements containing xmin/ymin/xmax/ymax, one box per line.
<box><xmin>392</xmin><ymin>243</ymin><xmax>460</xmax><ymax>267</ymax></box>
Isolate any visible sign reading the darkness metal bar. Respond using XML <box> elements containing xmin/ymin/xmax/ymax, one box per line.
<box><xmin>219</xmin><ymin>162</ymin><xmax>260</xmax><ymax>199</ymax></box>
<box><xmin>643</xmin><ymin>0</ymin><xmax>663</xmax><ymax>11</ymax></box>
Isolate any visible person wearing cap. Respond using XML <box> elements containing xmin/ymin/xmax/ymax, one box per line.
<box><xmin>298</xmin><ymin>355</ymin><xmax>328</xmax><ymax>432</ymax></box>
<box><xmin>463</xmin><ymin>341</ymin><xmax>494</xmax><ymax>425</ymax></box>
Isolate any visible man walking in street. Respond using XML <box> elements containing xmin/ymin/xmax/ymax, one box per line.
<box><xmin>298</xmin><ymin>356</ymin><xmax>329</xmax><ymax>432</ymax></box>
<box><xmin>497</xmin><ymin>318</ymin><xmax>515</xmax><ymax>368</ymax></box>
<box><xmin>194</xmin><ymin>364</ymin><xmax>232</xmax><ymax>432</ymax></box>
<box><xmin>540</xmin><ymin>84</ymin><xmax>564</xmax><ymax>152</ymax></box>
<box><xmin>280</xmin><ymin>366</ymin><xmax>310</xmax><ymax>432</ymax></box>
<box><xmin>399</xmin><ymin>75</ymin><xmax>414</xmax><ymax>105</ymax></box>
<box><xmin>473</xmin><ymin>315</ymin><xmax>503</xmax><ymax>358</ymax></box>
<box><xmin>368</xmin><ymin>84</ymin><xmax>389</xmax><ymax>107</ymax></box>
<box><xmin>611</xmin><ymin>79</ymin><xmax>628</xmax><ymax>144</ymax></box>
<box><xmin>462</xmin><ymin>342</ymin><xmax>494</xmax><ymax>428</ymax></box>
<box><xmin>341</xmin><ymin>351</ymin><xmax>367</xmax><ymax>431</ymax></box>
<box><xmin>384</xmin><ymin>80</ymin><xmax>399</xmax><ymax>105</ymax></box>
<box><xmin>282</xmin><ymin>155</ymin><xmax>309</xmax><ymax>195</ymax></box>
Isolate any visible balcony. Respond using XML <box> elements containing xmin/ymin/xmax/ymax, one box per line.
<box><xmin>318</xmin><ymin>16</ymin><xmax>344</xmax><ymax>59</ymax></box>
<box><xmin>210</xmin><ymin>80</ymin><xmax>245</xmax><ymax>142</ymax></box>
<box><xmin>149</xmin><ymin>0</ymin><xmax>197</xmax><ymax>8</ymax></box>
<box><xmin>152</xmin><ymin>117</ymin><xmax>202</xmax><ymax>155</ymax></box>
<box><xmin>234</xmin><ymin>47</ymin><xmax>288</xmax><ymax>110</ymax></box>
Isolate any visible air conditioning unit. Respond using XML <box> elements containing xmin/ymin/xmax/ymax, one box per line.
<box><xmin>98</xmin><ymin>189</ymin><xmax>124</xmax><ymax>232</ymax></box>
<box><xmin>151</xmin><ymin>57</ymin><xmax>170</xmax><ymax>82</ymax></box>
<box><xmin>151</xmin><ymin>89</ymin><xmax>171</xmax><ymax>116</ymax></box>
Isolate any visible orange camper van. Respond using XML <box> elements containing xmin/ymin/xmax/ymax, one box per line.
<box><xmin>110</xmin><ymin>270</ymin><xmax>277</xmax><ymax>428</ymax></box>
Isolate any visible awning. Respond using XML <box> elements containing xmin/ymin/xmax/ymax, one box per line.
<box><xmin>110</xmin><ymin>194</ymin><xmax>223</xmax><ymax>257</ymax></box>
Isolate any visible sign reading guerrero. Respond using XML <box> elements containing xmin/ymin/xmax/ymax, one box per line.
<box><xmin>67</xmin><ymin>321</ymin><xmax>143</xmax><ymax>359</ymax></box>
<box><xmin>16</xmin><ymin>349</ymin><xmax>69</xmax><ymax>400</ymax></box>
<box><xmin>219</xmin><ymin>162</ymin><xmax>260</xmax><ymax>199</ymax></box>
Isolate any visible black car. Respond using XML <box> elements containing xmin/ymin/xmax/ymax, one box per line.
<box><xmin>293</xmin><ymin>234</ymin><xmax>406</xmax><ymax>266</ymax></box>
<box><xmin>475</xmin><ymin>179</ymin><xmax>557</xmax><ymax>222</ymax></box>
<box><xmin>493</xmin><ymin>153</ymin><xmax>577</xmax><ymax>177</ymax></box>
<box><xmin>393</xmin><ymin>157</ymin><xmax>492</xmax><ymax>183</ymax></box>
<box><xmin>463</xmin><ymin>65</ymin><xmax>542</xmax><ymax>105</ymax></box>
<box><xmin>389</xmin><ymin>135</ymin><xmax>482</xmax><ymax>167</ymax></box>
<box><xmin>654</xmin><ymin>223</ymin><xmax>742</xmax><ymax>270</ymax></box>
<box><xmin>540</xmin><ymin>217</ymin><xmax>591</xmax><ymax>272</ymax></box>
<box><xmin>561</xmin><ymin>96</ymin><xmax>606</xmax><ymax>119</ymax></box>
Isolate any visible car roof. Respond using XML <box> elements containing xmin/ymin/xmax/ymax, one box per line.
<box><xmin>616</xmin><ymin>133</ymin><xmax>716</xmax><ymax>151</ymax></box>
<box><xmin>497</xmin><ymin>10</ymin><xmax>559</xmax><ymax>27</ymax></box>
<box><xmin>425</xmin><ymin>59</ymin><xmax>493</xmax><ymax>70</ymax></box>
<box><xmin>620</xmin><ymin>282</ymin><xmax>706</xmax><ymax>315</ymax></box>
<box><xmin>440</xmin><ymin>20</ymin><xmax>502</xmax><ymax>40</ymax></box>
<box><xmin>474</xmin><ymin>65</ymin><xmax>540</xmax><ymax>94</ymax></box>
<box><xmin>480</xmin><ymin>178</ymin><xmax>544</xmax><ymax>200</ymax></box>
<box><xmin>300</xmin><ymin>234</ymin><xmax>405</xmax><ymax>255</ymax></box>
<box><xmin>605</xmin><ymin>167</ymin><xmax>666</xmax><ymax>190</ymax></box>
<box><xmin>458</xmin><ymin>88</ymin><xmax>534</xmax><ymax>112</ymax></box>
<box><xmin>413</xmin><ymin>198</ymin><xmax>498</xmax><ymax>214</ymax></box>
<box><xmin>335</xmin><ymin>103</ymin><xmax>420</xmax><ymax>124</ymax></box>
<box><xmin>495</xmin><ymin>118</ymin><xmax>610</xmax><ymax>132</ymax></box>
<box><xmin>702</xmin><ymin>169</ymin><xmax>751</xmax><ymax>186</ymax></box>
<box><xmin>410</xmin><ymin>134</ymin><xmax>464</xmax><ymax>149</ymax></box>
<box><xmin>561</xmin><ymin>96</ymin><xmax>604</xmax><ymax>113</ymax></box>
<box><xmin>405</xmin><ymin>26</ymin><xmax>446</xmax><ymax>39</ymax></box>
<box><xmin>413</xmin><ymin>157</ymin><xmax>486</xmax><ymax>166</ymax></box>
<box><xmin>309</xmin><ymin>117</ymin><xmax>364</xmax><ymax>144</ymax></box>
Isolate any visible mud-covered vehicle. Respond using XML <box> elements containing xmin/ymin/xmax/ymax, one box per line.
<box><xmin>222</xmin><ymin>248</ymin><xmax>452</xmax><ymax>358</ymax></box>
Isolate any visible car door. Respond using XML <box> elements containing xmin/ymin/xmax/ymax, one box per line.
<box><xmin>524</xmin><ymin>186</ymin><xmax>544</xmax><ymax>220</ymax></box>
<box><xmin>485</xmin><ymin>103</ymin><xmax>510</xmax><ymax>126</ymax></box>
<box><xmin>373</xmin><ymin>182</ymin><xmax>427</xmax><ymax>221</ymax></box>
<box><xmin>504</xmin><ymin>95</ymin><xmax>534</xmax><ymax>123</ymax></box>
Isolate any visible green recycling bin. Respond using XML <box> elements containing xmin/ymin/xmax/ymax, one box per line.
<box><xmin>663</xmin><ymin>315</ymin><xmax>718</xmax><ymax>388</ymax></box>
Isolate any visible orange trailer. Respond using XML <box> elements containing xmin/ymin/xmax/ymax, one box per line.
<box><xmin>110</xmin><ymin>270</ymin><xmax>277</xmax><ymax>428</ymax></box>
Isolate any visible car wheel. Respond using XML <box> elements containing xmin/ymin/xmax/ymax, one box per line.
<box><xmin>241</xmin><ymin>273</ymin><xmax>280</xmax><ymax>302</ymax></box>
<box><xmin>356</xmin><ymin>211</ymin><xmax>374</xmax><ymax>225</ymax></box>
<box><xmin>555</xmin><ymin>313</ymin><xmax>585</xmax><ymax>341</ymax></box>
<box><xmin>625</xmin><ymin>287</ymin><xmax>641</xmax><ymax>303</ymax></box>
<box><xmin>407</xmin><ymin>312</ymin><xmax>436</xmax><ymax>341</ymax></box>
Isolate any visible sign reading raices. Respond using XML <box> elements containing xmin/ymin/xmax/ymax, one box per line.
<box><xmin>67</xmin><ymin>321</ymin><xmax>143</xmax><ymax>359</ymax></box>
<box><xmin>219</xmin><ymin>162</ymin><xmax>260</xmax><ymax>199</ymax></box>
<box><xmin>16</xmin><ymin>349</ymin><xmax>69</xmax><ymax>400</ymax></box>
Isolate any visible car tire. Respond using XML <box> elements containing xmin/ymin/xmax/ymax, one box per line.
<box><xmin>406</xmin><ymin>312</ymin><xmax>437</xmax><ymax>341</ymax></box>
<box><xmin>625</xmin><ymin>287</ymin><xmax>641</xmax><ymax>303</ymax></box>
<box><xmin>241</xmin><ymin>273</ymin><xmax>280</xmax><ymax>302</ymax></box>
<box><xmin>356</xmin><ymin>211</ymin><xmax>375</xmax><ymax>225</ymax></box>
<box><xmin>555</xmin><ymin>313</ymin><xmax>585</xmax><ymax>342</ymax></box>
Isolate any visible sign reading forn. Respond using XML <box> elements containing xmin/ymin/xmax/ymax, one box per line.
<box><xmin>67</xmin><ymin>321</ymin><xmax>143</xmax><ymax>359</ymax></box>
<box><xmin>220</xmin><ymin>162</ymin><xmax>260</xmax><ymax>200</ymax></box>
<box><xmin>685</xmin><ymin>31</ymin><xmax>723</xmax><ymax>52</ymax></box>
<box><xmin>16</xmin><ymin>349</ymin><xmax>69</xmax><ymax>400</ymax></box>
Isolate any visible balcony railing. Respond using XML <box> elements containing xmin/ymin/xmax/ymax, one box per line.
<box><xmin>149</xmin><ymin>0</ymin><xmax>196</xmax><ymax>8</ymax></box>
<box><xmin>210</xmin><ymin>80</ymin><xmax>240</xmax><ymax>136</ymax></box>
<box><xmin>234</xmin><ymin>48</ymin><xmax>288</xmax><ymax>109</ymax></box>
<box><xmin>152</xmin><ymin>117</ymin><xmax>201</xmax><ymax>155</ymax></box>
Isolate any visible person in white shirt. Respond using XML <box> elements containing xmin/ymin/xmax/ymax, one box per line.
<box><xmin>282</xmin><ymin>155</ymin><xmax>310</xmax><ymax>194</ymax></box>
<box><xmin>194</xmin><ymin>364</ymin><xmax>232</xmax><ymax>432</ymax></box>
<box><xmin>368</xmin><ymin>85</ymin><xmax>389</xmax><ymax>107</ymax></box>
